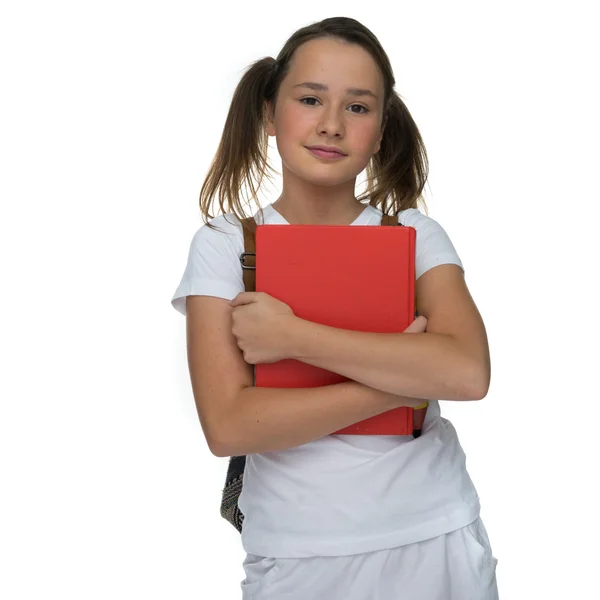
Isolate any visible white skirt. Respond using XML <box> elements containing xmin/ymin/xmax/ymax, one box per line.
<box><xmin>241</xmin><ymin>517</ymin><xmax>499</xmax><ymax>600</ymax></box>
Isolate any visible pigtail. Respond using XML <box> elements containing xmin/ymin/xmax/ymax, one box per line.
<box><xmin>360</xmin><ymin>93</ymin><xmax>429</xmax><ymax>216</ymax></box>
<box><xmin>199</xmin><ymin>57</ymin><xmax>277</xmax><ymax>230</ymax></box>
<box><xmin>199</xmin><ymin>17</ymin><xmax>430</xmax><ymax>227</ymax></box>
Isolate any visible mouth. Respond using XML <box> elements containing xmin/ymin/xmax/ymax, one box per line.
<box><xmin>305</xmin><ymin>146</ymin><xmax>347</xmax><ymax>160</ymax></box>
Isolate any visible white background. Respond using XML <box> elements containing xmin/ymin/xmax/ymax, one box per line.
<box><xmin>1</xmin><ymin>1</ymin><xmax>598</xmax><ymax>598</ymax></box>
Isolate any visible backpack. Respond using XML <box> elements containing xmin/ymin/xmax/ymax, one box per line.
<box><xmin>220</xmin><ymin>213</ymin><xmax>416</xmax><ymax>533</ymax></box>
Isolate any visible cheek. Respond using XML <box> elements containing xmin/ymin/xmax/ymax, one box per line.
<box><xmin>274</xmin><ymin>103</ymin><xmax>381</xmax><ymax>155</ymax></box>
<box><xmin>352</xmin><ymin>121</ymin><xmax>382</xmax><ymax>152</ymax></box>
<box><xmin>277</xmin><ymin>102</ymin><xmax>310</xmax><ymax>134</ymax></box>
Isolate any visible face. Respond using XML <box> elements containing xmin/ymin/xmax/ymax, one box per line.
<box><xmin>265</xmin><ymin>38</ymin><xmax>386</xmax><ymax>188</ymax></box>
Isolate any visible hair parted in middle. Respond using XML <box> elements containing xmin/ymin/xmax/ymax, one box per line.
<box><xmin>199</xmin><ymin>16</ymin><xmax>429</xmax><ymax>231</ymax></box>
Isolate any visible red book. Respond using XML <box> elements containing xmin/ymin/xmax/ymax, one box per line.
<box><xmin>255</xmin><ymin>224</ymin><xmax>417</xmax><ymax>435</ymax></box>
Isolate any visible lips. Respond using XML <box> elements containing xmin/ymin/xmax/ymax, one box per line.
<box><xmin>306</xmin><ymin>146</ymin><xmax>346</xmax><ymax>159</ymax></box>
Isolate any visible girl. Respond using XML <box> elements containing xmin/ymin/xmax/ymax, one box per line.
<box><xmin>172</xmin><ymin>16</ymin><xmax>499</xmax><ymax>600</ymax></box>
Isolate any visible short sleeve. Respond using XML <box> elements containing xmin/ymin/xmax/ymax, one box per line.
<box><xmin>398</xmin><ymin>209</ymin><xmax>464</xmax><ymax>279</ymax></box>
<box><xmin>171</xmin><ymin>215</ymin><xmax>245</xmax><ymax>316</ymax></box>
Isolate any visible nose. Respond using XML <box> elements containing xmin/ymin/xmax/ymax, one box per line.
<box><xmin>317</xmin><ymin>106</ymin><xmax>345</xmax><ymax>138</ymax></box>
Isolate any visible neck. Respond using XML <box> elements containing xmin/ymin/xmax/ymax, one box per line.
<box><xmin>272</xmin><ymin>166</ymin><xmax>365</xmax><ymax>225</ymax></box>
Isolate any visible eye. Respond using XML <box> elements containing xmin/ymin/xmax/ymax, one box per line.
<box><xmin>300</xmin><ymin>97</ymin><xmax>320</xmax><ymax>106</ymax></box>
<box><xmin>299</xmin><ymin>98</ymin><xmax>369</xmax><ymax>114</ymax></box>
<box><xmin>349</xmin><ymin>104</ymin><xmax>369</xmax><ymax>114</ymax></box>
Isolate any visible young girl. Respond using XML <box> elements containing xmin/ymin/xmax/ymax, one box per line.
<box><xmin>172</xmin><ymin>16</ymin><xmax>499</xmax><ymax>600</ymax></box>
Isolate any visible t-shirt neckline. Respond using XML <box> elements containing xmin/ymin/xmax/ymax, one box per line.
<box><xmin>264</xmin><ymin>203</ymin><xmax>375</xmax><ymax>226</ymax></box>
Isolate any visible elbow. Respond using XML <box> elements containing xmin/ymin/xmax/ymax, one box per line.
<box><xmin>463</xmin><ymin>361</ymin><xmax>490</xmax><ymax>401</ymax></box>
<box><xmin>467</xmin><ymin>379</ymin><xmax>489</xmax><ymax>401</ymax></box>
<box><xmin>208</xmin><ymin>411</ymin><xmax>247</xmax><ymax>457</ymax></box>
<box><xmin>205</xmin><ymin>426</ymin><xmax>226</xmax><ymax>457</ymax></box>
<box><xmin>207</xmin><ymin>432</ymin><xmax>227</xmax><ymax>457</ymax></box>
<box><xmin>204</xmin><ymin>413</ymin><xmax>234</xmax><ymax>457</ymax></box>
<box><xmin>206</xmin><ymin>393</ymin><xmax>243</xmax><ymax>457</ymax></box>
<box><xmin>448</xmin><ymin>352</ymin><xmax>489</xmax><ymax>401</ymax></box>
<box><xmin>210</xmin><ymin>443</ymin><xmax>230</xmax><ymax>458</ymax></box>
<box><xmin>208</xmin><ymin>434</ymin><xmax>233</xmax><ymax>458</ymax></box>
<box><xmin>208</xmin><ymin>423</ymin><xmax>235</xmax><ymax>458</ymax></box>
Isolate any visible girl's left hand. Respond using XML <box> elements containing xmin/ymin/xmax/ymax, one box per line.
<box><xmin>229</xmin><ymin>292</ymin><xmax>297</xmax><ymax>364</ymax></box>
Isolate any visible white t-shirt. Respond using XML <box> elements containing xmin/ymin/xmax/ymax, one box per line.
<box><xmin>171</xmin><ymin>203</ymin><xmax>481</xmax><ymax>558</ymax></box>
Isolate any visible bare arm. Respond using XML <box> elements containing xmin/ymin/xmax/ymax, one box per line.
<box><xmin>216</xmin><ymin>381</ymin><xmax>425</xmax><ymax>457</ymax></box>
<box><xmin>282</xmin><ymin>264</ymin><xmax>491</xmax><ymax>401</ymax></box>
<box><xmin>186</xmin><ymin>295</ymin><xmax>424</xmax><ymax>458</ymax></box>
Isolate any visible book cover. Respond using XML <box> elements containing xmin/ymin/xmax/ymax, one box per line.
<box><xmin>255</xmin><ymin>224</ymin><xmax>417</xmax><ymax>435</ymax></box>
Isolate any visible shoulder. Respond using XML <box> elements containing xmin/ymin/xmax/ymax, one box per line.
<box><xmin>191</xmin><ymin>213</ymin><xmax>244</xmax><ymax>244</ymax></box>
<box><xmin>171</xmin><ymin>214</ymin><xmax>247</xmax><ymax>315</ymax></box>
<box><xmin>186</xmin><ymin>213</ymin><xmax>249</xmax><ymax>265</ymax></box>
<box><xmin>397</xmin><ymin>207</ymin><xmax>443</xmax><ymax>232</ymax></box>
<box><xmin>187</xmin><ymin>213</ymin><xmax>249</xmax><ymax>277</ymax></box>
<box><xmin>369</xmin><ymin>205</ymin><xmax>451</xmax><ymax>236</ymax></box>
<box><xmin>397</xmin><ymin>208</ymin><xmax>464</xmax><ymax>279</ymax></box>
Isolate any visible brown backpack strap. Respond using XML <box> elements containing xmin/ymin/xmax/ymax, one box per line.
<box><xmin>240</xmin><ymin>213</ymin><xmax>403</xmax><ymax>291</ymax></box>
<box><xmin>381</xmin><ymin>214</ymin><xmax>399</xmax><ymax>227</ymax></box>
<box><xmin>240</xmin><ymin>217</ymin><xmax>257</xmax><ymax>292</ymax></box>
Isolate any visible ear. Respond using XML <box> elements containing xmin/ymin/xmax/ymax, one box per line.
<box><xmin>264</xmin><ymin>101</ymin><xmax>276</xmax><ymax>137</ymax></box>
<box><xmin>373</xmin><ymin>122</ymin><xmax>385</xmax><ymax>154</ymax></box>
<box><xmin>373</xmin><ymin>116</ymin><xmax>387</xmax><ymax>154</ymax></box>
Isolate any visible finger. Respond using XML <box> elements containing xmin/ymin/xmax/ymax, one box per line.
<box><xmin>403</xmin><ymin>315</ymin><xmax>427</xmax><ymax>334</ymax></box>
<box><xmin>229</xmin><ymin>292</ymin><xmax>258</xmax><ymax>307</ymax></box>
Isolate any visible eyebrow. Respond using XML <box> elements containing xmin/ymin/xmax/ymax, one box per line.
<box><xmin>292</xmin><ymin>81</ymin><xmax>378</xmax><ymax>100</ymax></box>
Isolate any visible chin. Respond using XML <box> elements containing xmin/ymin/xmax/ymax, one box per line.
<box><xmin>284</xmin><ymin>161</ymin><xmax>359</xmax><ymax>188</ymax></box>
<box><xmin>302</xmin><ymin>172</ymin><xmax>353</xmax><ymax>187</ymax></box>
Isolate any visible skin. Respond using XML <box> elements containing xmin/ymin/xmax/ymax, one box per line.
<box><xmin>265</xmin><ymin>37</ymin><xmax>386</xmax><ymax>226</ymax></box>
<box><xmin>231</xmin><ymin>39</ymin><xmax>423</xmax><ymax>363</ymax></box>
<box><xmin>230</xmin><ymin>37</ymin><xmax>393</xmax><ymax>364</ymax></box>
<box><xmin>229</xmin><ymin>38</ymin><xmax>490</xmax><ymax>401</ymax></box>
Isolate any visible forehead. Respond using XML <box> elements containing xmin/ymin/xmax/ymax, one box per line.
<box><xmin>284</xmin><ymin>38</ymin><xmax>383</xmax><ymax>94</ymax></box>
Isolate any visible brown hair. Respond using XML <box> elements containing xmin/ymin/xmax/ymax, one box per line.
<box><xmin>199</xmin><ymin>16</ymin><xmax>429</xmax><ymax>231</ymax></box>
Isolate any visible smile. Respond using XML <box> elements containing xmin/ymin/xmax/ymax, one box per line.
<box><xmin>305</xmin><ymin>147</ymin><xmax>347</xmax><ymax>160</ymax></box>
